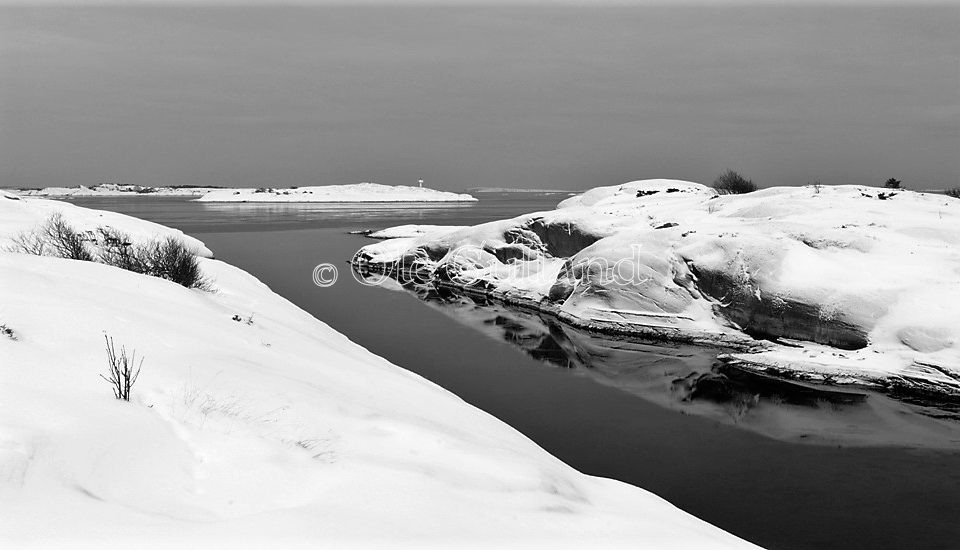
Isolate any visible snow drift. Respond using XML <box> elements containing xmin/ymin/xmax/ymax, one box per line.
<box><xmin>353</xmin><ymin>180</ymin><xmax>960</xmax><ymax>397</ymax></box>
<box><xmin>0</xmin><ymin>191</ymin><xmax>751</xmax><ymax>548</ymax></box>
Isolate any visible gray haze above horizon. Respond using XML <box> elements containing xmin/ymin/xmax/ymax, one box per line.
<box><xmin>1</xmin><ymin>5</ymin><xmax>958</xmax><ymax>191</ymax></box>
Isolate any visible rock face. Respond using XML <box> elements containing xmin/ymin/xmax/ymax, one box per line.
<box><xmin>355</xmin><ymin>179</ymin><xmax>960</xmax><ymax>395</ymax></box>
<box><xmin>687</xmin><ymin>261</ymin><xmax>870</xmax><ymax>350</ymax></box>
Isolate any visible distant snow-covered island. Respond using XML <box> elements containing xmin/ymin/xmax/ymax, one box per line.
<box><xmin>11</xmin><ymin>182</ymin><xmax>478</xmax><ymax>203</ymax></box>
<box><xmin>14</xmin><ymin>183</ymin><xmax>221</xmax><ymax>197</ymax></box>
<box><xmin>354</xmin><ymin>179</ymin><xmax>960</xmax><ymax>399</ymax></box>
<box><xmin>0</xmin><ymin>189</ymin><xmax>750</xmax><ymax>548</ymax></box>
<box><xmin>196</xmin><ymin>182</ymin><xmax>477</xmax><ymax>203</ymax></box>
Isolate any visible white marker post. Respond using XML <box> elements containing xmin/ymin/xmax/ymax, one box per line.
<box><xmin>418</xmin><ymin>179</ymin><xmax>423</xmax><ymax>188</ymax></box>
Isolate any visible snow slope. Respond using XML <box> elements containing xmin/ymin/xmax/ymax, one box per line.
<box><xmin>0</xmin><ymin>190</ymin><xmax>211</xmax><ymax>257</ymax></box>
<box><xmin>354</xmin><ymin>180</ymin><xmax>960</xmax><ymax>397</ymax></box>
<box><xmin>0</xmin><ymin>191</ymin><xmax>752</xmax><ymax>548</ymax></box>
<box><xmin>196</xmin><ymin>183</ymin><xmax>477</xmax><ymax>203</ymax></box>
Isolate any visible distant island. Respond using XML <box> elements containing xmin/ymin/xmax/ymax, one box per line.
<box><xmin>13</xmin><ymin>183</ymin><xmax>220</xmax><ymax>197</ymax></box>
<box><xmin>196</xmin><ymin>183</ymin><xmax>476</xmax><ymax>203</ymax></box>
<box><xmin>11</xmin><ymin>182</ymin><xmax>478</xmax><ymax>203</ymax></box>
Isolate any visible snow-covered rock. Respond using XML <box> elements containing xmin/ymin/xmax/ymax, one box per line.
<box><xmin>0</xmin><ymin>196</ymin><xmax>751</xmax><ymax>548</ymax></box>
<box><xmin>354</xmin><ymin>179</ymin><xmax>960</xmax><ymax>396</ymax></box>
<box><xmin>367</xmin><ymin>224</ymin><xmax>467</xmax><ymax>239</ymax></box>
<box><xmin>196</xmin><ymin>183</ymin><xmax>477</xmax><ymax>203</ymax></box>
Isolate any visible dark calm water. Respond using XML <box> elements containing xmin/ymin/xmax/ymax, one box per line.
<box><xmin>69</xmin><ymin>195</ymin><xmax>960</xmax><ymax>550</ymax></box>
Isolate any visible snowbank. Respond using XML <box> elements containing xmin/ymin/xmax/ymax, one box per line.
<box><xmin>12</xmin><ymin>184</ymin><xmax>218</xmax><ymax>198</ymax></box>
<box><xmin>196</xmin><ymin>183</ymin><xmax>477</xmax><ymax>203</ymax></box>
<box><xmin>354</xmin><ymin>179</ymin><xmax>960</xmax><ymax>397</ymax></box>
<box><xmin>0</xmin><ymin>195</ymin><xmax>751</xmax><ymax>548</ymax></box>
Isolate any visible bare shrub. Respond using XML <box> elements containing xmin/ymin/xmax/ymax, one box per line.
<box><xmin>137</xmin><ymin>237</ymin><xmax>210</xmax><ymax>289</ymax></box>
<box><xmin>884</xmin><ymin>178</ymin><xmax>902</xmax><ymax>189</ymax></box>
<box><xmin>946</xmin><ymin>188</ymin><xmax>960</xmax><ymax>199</ymax></box>
<box><xmin>7</xmin><ymin>213</ymin><xmax>93</xmax><ymax>259</ymax></box>
<box><xmin>100</xmin><ymin>335</ymin><xmax>142</xmax><ymax>401</ymax></box>
<box><xmin>95</xmin><ymin>227</ymin><xmax>143</xmax><ymax>272</ymax></box>
<box><xmin>41</xmin><ymin>213</ymin><xmax>94</xmax><ymax>261</ymax></box>
<box><xmin>712</xmin><ymin>170</ymin><xmax>757</xmax><ymax>195</ymax></box>
<box><xmin>8</xmin><ymin>228</ymin><xmax>48</xmax><ymax>255</ymax></box>
<box><xmin>7</xmin><ymin>215</ymin><xmax>210</xmax><ymax>290</ymax></box>
<box><xmin>97</xmin><ymin>228</ymin><xmax>209</xmax><ymax>288</ymax></box>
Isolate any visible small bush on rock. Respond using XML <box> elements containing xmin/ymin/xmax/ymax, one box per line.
<box><xmin>100</xmin><ymin>335</ymin><xmax>142</xmax><ymax>401</ymax></box>
<box><xmin>712</xmin><ymin>170</ymin><xmax>757</xmax><ymax>195</ymax></box>
<box><xmin>885</xmin><ymin>178</ymin><xmax>902</xmax><ymax>189</ymax></box>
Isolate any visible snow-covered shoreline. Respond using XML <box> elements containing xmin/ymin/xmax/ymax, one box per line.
<box><xmin>353</xmin><ymin>180</ymin><xmax>960</xmax><ymax>399</ymax></box>
<box><xmin>196</xmin><ymin>183</ymin><xmax>477</xmax><ymax>203</ymax></box>
<box><xmin>0</xmin><ymin>191</ymin><xmax>751</xmax><ymax>548</ymax></box>
<box><xmin>13</xmin><ymin>183</ymin><xmax>220</xmax><ymax>198</ymax></box>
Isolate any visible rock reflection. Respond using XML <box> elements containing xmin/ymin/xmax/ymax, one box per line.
<box><xmin>358</xmin><ymin>271</ymin><xmax>960</xmax><ymax>449</ymax></box>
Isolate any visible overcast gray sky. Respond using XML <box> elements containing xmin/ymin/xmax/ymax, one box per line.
<box><xmin>1</xmin><ymin>4</ymin><xmax>957</xmax><ymax>191</ymax></box>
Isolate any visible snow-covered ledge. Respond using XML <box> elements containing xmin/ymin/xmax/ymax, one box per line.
<box><xmin>0</xmin><ymin>192</ymin><xmax>753</xmax><ymax>548</ymax></box>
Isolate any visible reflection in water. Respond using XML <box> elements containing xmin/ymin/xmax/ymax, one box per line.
<box><xmin>67</xmin><ymin>195</ymin><xmax>555</xmax><ymax>234</ymax></box>
<box><xmin>65</xmin><ymin>196</ymin><xmax>482</xmax><ymax>234</ymax></box>
<box><xmin>360</xmin><ymin>272</ymin><xmax>960</xmax><ymax>449</ymax></box>
<box><xmin>197</xmin><ymin>201</ymin><xmax>476</xmax><ymax>228</ymax></box>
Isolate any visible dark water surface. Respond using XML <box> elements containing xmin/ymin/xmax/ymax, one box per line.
<box><xmin>69</xmin><ymin>195</ymin><xmax>960</xmax><ymax>550</ymax></box>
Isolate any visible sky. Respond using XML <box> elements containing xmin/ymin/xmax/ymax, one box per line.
<box><xmin>1</xmin><ymin>4</ymin><xmax>957</xmax><ymax>191</ymax></box>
